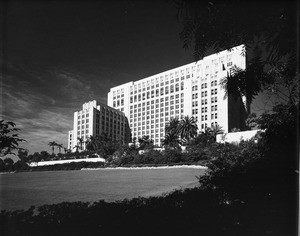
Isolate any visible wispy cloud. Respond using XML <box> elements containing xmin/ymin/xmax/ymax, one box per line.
<box><xmin>2</xmin><ymin>62</ymin><xmax>116</xmax><ymax>154</ymax></box>
<box><xmin>2</xmin><ymin>57</ymin><xmax>138</xmax><ymax>154</ymax></box>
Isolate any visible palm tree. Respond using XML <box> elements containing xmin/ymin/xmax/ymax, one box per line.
<box><xmin>73</xmin><ymin>145</ymin><xmax>80</xmax><ymax>153</ymax></box>
<box><xmin>57</xmin><ymin>144</ymin><xmax>63</xmax><ymax>154</ymax></box>
<box><xmin>165</xmin><ymin>117</ymin><xmax>180</xmax><ymax>136</ymax></box>
<box><xmin>48</xmin><ymin>141</ymin><xmax>57</xmax><ymax>154</ymax></box>
<box><xmin>221</xmin><ymin>66</ymin><xmax>262</xmax><ymax>114</ymax></box>
<box><xmin>77</xmin><ymin>137</ymin><xmax>84</xmax><ymax>151</ymax></box>
<box><xmin>85</xmin><ymin>135</ymin><xmax>98</xmax><ymax>152</ymax></box>
<box><xmin>210</xmin><ymin>124</ymin><xmax>224</xmax><ymax>140</ymax></box>
<box><xmin>179</xmin><ymin>116</ymin><xmax>198</xmax><ymax>144</ymax></box>
<box><xmin>162</xmin><ymin>132</ymin><xmax>181</xmax><ymax>149</ymax></box>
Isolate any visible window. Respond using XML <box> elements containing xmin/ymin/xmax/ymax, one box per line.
<box><xmin>165</xmin><ymin>87</ymin><xmax>169</xmax><ymax>94</ymax></box>
<box><xmin>170</xmin><ymin>85</ymin><xmax>174</xmax><ymax>93</ymax></box>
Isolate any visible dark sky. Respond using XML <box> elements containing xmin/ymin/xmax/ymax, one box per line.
<box><xmin>2</xmin><ymin>0</ymin><xmax>271</xmax><ymax>155</ymax></box>
<box><xmin>2</xmin><ymin>0</ymin><xmax>193</xmax><ymax>154</ymax></box>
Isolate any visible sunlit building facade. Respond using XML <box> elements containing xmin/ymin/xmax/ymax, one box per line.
<box><xmin>107</xmin><ymin>45</ymin><xmax>247</xmax><ymax>147</ymax></box>
<box><xmin>67</xmin><ymin>100</ymin><xmax>130</xmax><ymax>151</ymax></box>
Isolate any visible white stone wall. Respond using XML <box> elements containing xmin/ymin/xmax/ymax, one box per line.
<box><xmin>29</xmin><ymin>157</ymin><xmax>106</xmax><ymax>167</ymax></box>
<box><xmin>216</xmin><ymin>130</ymin><xmax>260</xmax><ymax>144</ymax></box>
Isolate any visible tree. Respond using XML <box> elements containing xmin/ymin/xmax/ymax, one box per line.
<box><xmin>85</xmin><ymin>136</ymin><xmax>98</xmax><ymax>152</ymax></box>
<box><xmin>40</xmin><ymin>151</ymin><xmax>51</xmax><ymax>161</ymax></box>
<box><xmin>0</xmin><ymin>159</ymin><xmax>5</xmax><ymax>171</ymax></box>
<box><xmin>161</xmin><ymin>132</ymin><xmax>181</xmax><ymax>149</ymax></box>
<box><xmin>209</xmin><ymin>124</ymin><xmax>224</xmax><ymax>141</ymax></box>
<box><xmin>188</xmin><ymin>127</ymin><xmax>215</xmax><ymax>147</ymax></box>
<box><xmin>165</xmin><ymin>117</ymin><xmax>180</xmax><ymax>136</ymax></box>
<box><xmin>198</xmin><ymin>103</ymin><xmax>298</xmax><ymax>234</ymax></box>
<box><xmin>77</xmin><ymin>137</ymin><xmax>84</xmax><ymax>151</ymax></box>
<box><xmin>138</xmin><ymin>135</ymin><xmax>154</xmax><ymax>150</ymax></box>
<box><xmin>177</xmin><ymin>0</ymin><xmax>298</xmax><ymax>111</ymax></box>
<box><xmin>48</xmin><ymin>141</ymin><xmax>57</xmax><ymax>154</ymax></box>
<box><xmin>3</xmin><ymin>157</ymin><xmax>14</xmax><ymax>171</ymax></box>
<box><xmin>0</xmin><ymin>120</ymin><xmax>25</xmax><ymax>156</ymax></box>
<box><xmin>73</xmin><ymin>145</ymin><xmax>80</xmax><ymax>153</ymax></box>
<box><xmin>179</xmin><ymin>116</ymin><xmax>198</xmax><ymax>144</ymax></box>
<box><xmin>57</xmin><ymin>144</ymin><xmax>63</xmax><ymax>154</ymax></box>
<box><xmin>17</xmin><ymin>148</ymin><xmax>28</xmax><ymax>162</ymax></box>
<box><xmin>245</xmin><ymin>113</ymin><xmax>258</xmax><ymax>130</ymax></box>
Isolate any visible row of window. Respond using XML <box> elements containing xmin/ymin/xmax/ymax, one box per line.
<box><xmin>113</xmin><ymin>99</ymin><xmax>124</xmax><ymax>107</ymax></box>
<box><xmin>77</xmin><ymin>113</ymin><xmax>89</xmax><ymax>120</ymax></box>
<box><xmin>130</xmin><ymin>109</ymin><xmax>184</xmax><ymax>124</ymax></box>
<box><xmin>130</xmin><ymin>94</ymin><xmax>183</xmax><ymax>108</ymax></box>
<box><xmin>112</xmin><ymin>88</ymin><xmax>125</xmax><ymax>98</ymax></box>
<box><xmin>131</xmin><ymin>78</ymin><xmax>186</xmax><ymax>94</ymax></box>
<box><xmin>129</xmin><ymin>84</ymin><xmax>184</xmax><ymax>103</ymax></box>
<box><xmin>78</xmin><ymin>124</ymin><xmax>89</xmax><ymax>130</ymax></box>
<box><xmin>211</xmin><ymin>96</ymin><xmax>218</xmax><ymax>103</ymax></box>
<box><xmin>77</xmin><ymin>119</ymin><xmax>89</xmax><ymax>125</ymax></box>
<box><xmin>201</xmin><ymin>122</ymin><xmax>218</xmax><ymax>129</ymax></box>
<box><xmin>130</xmin><ymin>71</ymin><xmax>190</xmax><ymax>91</ymax></box>
<box><xmin>130</xmin><ymin>102</ymin><xmax>184</xmax><ymax>114</ymax></box>
<box><xmin>201</xmin><ymin>113</ymin><xmax>218</xmax><ymax>121</ymax></box>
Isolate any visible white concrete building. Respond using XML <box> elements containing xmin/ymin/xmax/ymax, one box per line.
<box><xmin>108</xmin><ymin>45</ymin><xmax>247</xmax><ymax>146</ymax></box>
<box><xmin>68</xmin><ymin>100</ymin><xmax>130</xmax><ymax>151</ymax></box>
<box><xmin>67</xmin><ymin>130</ymin><xmax>73</xmax><ymax>150</ymax></box>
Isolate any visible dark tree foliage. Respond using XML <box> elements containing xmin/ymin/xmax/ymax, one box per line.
<box><xmin>161</xmin><ymin>132</ymin><xmax>181</xmax><ymax>149</ymax></box>
<box><xmin>0</xmin><ymin>120</ymin><xmax>25</xmax><ymax>156</ymax></box>
<box><xmin>138</xmin><ymin>135</ymin><xmax>154</xmax><ymax>150</ymax></box>
<box><xmin>85</xmin><ymin>133</ymin><xmax>123</xmax><ymax>158</ymax></box>
<box><xmin>199</xmin><ymin>103</ymin><xmax>298</xmax><ymax>235</ymax></box>
<box><xmin>177</xmin><ymin>0</ymin><xmax>296</xmax><ymax>61</ymax></box>
<box><xmin>177</xmin><ymin>0</ymin><xmax>298</xmax><ymax>109</ymax></box>
<box><xmin>179</xmin><ymin>116</ymin><xmax>198</xmax><ymax>143</ymax></box>
<box><xmin>17</xmin><ymin>149</ymin><xmax>28</xmax><ymax>162</ymax></box>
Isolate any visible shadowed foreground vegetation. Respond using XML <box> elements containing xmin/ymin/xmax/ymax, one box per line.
<box><xmin>0</xmin><ymin>104</ymin><xmax>298</xmax><ymax>236</ymax></box>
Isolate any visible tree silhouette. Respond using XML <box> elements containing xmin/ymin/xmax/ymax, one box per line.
<box><xmin>165</xmin><ymin>117</ymin><xmax>180</xmax><ymax>136</ymax></box>
<box><xmin>209</xmin><ymin>124</ymin><xmax>224</xmax><ymax>141</ymax></box>
<box><xmin>138</xmin><ymin>135</ymin><xmax>154</xmax><ymax>150</ymax></box>
<box><xmin>179</xmin><ymin>116</ymin><xmax>198</xmax><ymax>144</ymax></box>
<box><xmin>177</xmin><ymin>0</ymin><xmax>298</xmax><ymax>110</ymax></box>
<box><xmin>48</xmin><ymin>141</ymin><xmax>57</xmax><ymax>154</ymax></box>
<box><xmin>161</xmin><ymin>132</ymin><xmax>181</xmax><ymax>149</ymax></box>
<box><xmin>73</xmin><ymin>145</ymin><xmax>80</xmax><ymax>153</ymax></box>
<box><xmin>85</xmin><ymin>135</ymin><xmax>98</xmax><ymax>152</ymax></box>
<box><xmin>77</xmin><ymin>137</ymin><xmax>84</xmax><ymax>151</ymax></box>
<box><xmin>57</xmin><ymin>144</ymin><xmax>63</xmax><ymax>154</ymax></box>
<box><xmin>0</xmin><ymin>120</ymin><xmax>26</xmax><ymax>156</ymax></box>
